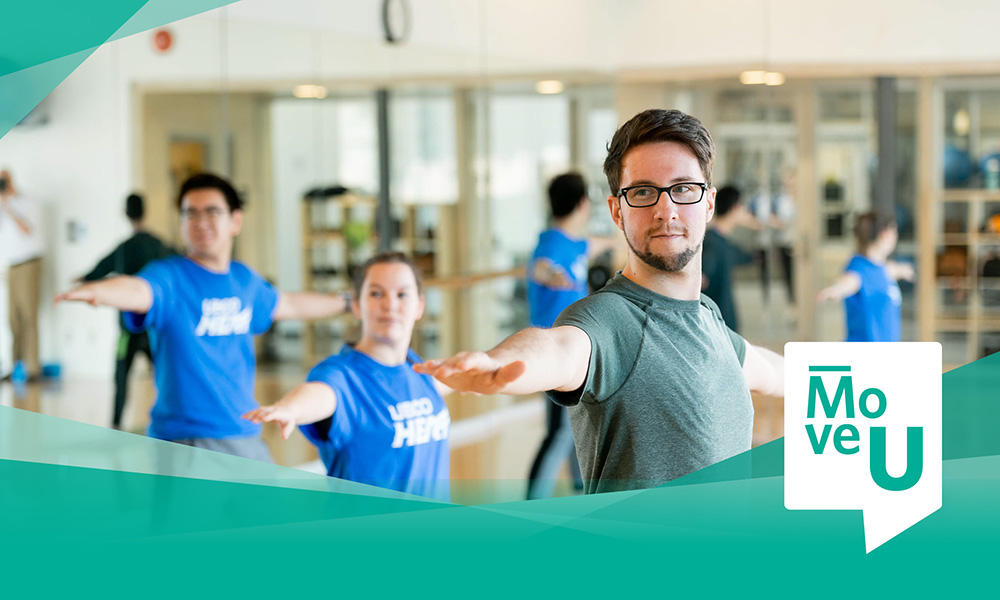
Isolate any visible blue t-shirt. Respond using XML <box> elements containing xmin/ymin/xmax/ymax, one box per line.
<box><xmin>301</xmin><ymin>346</ymin><xmax>451</xmax><ymax>502</ymax></box>
<box><xmin>527</xmin><ymin>228</ymin><xmax>589</xmax><ymax>328</ymax></box>
<box><xmin>124</xmin><ymin>256</ymin><xmax>279</xmax><ymax>441</ymax></box>
<box><xmin>844</xmin><ymin>254</ymin><xmax>901</xmax><ymax>342</ymax></box>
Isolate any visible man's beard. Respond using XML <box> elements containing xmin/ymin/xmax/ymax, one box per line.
<box><xmin>624</xmin><ymin>227</ymin><xmax>701</xmax><ymax>272</ymax></box>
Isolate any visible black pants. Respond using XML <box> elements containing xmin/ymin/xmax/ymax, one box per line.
<box><xmin>526</xmin><ymin>400</ymin><xmax>583</xmax><ymax>499</ymax></box>
<box><xmin>114</xmin><ymin>330</ymin><xmax>152</xmax><ymax>428</ymax></box>
<box><xmin>758</xmin><ymin>246</ymin><xmax>795</xmax><ymax>303</ymax></box>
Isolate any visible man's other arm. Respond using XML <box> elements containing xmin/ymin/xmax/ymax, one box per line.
<box><xmin>272</xmin><ymin>291</ymin><xmax>350</xmax><ymax>321</ymax></box>
<box><xmin>742</xmin><ymin>343</ymin><xmax>784</xmax><ymax>397</ymax></box>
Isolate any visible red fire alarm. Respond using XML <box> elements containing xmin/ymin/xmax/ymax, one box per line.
<box><xmin>153</xmin><ymin>28</ymin><xmax>173</xmax><ymax>53</ymax></box>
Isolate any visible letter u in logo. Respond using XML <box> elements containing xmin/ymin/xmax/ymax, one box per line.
<box><xmin>869</xmin><ymin>427</ymin><xmax>923</xmax><ymax>491</ymax></box>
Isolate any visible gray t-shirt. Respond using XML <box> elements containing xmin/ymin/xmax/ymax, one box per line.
<box><xmin>549</xmin><ymin>272</ymin><xmax>753</xmax><ymax>494</ymax></box>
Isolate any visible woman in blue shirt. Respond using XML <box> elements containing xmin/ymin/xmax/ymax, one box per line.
<box><xmin>244</xmin><ymin>252</ymin><xmax>452</xmax><ymax>501</ymax></box>
<box><xmin>817</xmin><ymin>211</ymin><xmax>914</xmax><ymax>341</ymax></box>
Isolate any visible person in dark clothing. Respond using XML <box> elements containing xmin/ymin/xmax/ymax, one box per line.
<box><xmin>80</xmin><ymin>193</ymin><xmax>173</xmax><ymax>429</ymax></box>
<box><xmin>701</xmin><ymin>186</ymin><xmax>755</xmax><ymax>332</ymax></box>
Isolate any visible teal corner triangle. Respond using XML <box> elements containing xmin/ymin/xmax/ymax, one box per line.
<box><xmin>1</xmin><ymin>0</ymin><xmax>237</xmax><ymax>138</ymax></box>
<box><xmin>0</xmin><ymin>1</ymin><xmax>149</xmax><ymax>77</ymax></box>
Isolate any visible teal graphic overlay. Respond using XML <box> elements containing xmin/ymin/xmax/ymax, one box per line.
<box><xmin>0</xmin><ymin>0</ymin><xmax>236</xmax><ymax>136</ymax></box>
<box><xmin>2</xmin><ymin>350</ymin><xmax>996</xmax><ymax>595</ymax></box>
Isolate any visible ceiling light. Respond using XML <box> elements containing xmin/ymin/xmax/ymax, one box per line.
<box><xmin>535</xmin><ymin>80</ymin><xmax>565</xmax><ymax>95</ymax></box>
<box><xmin>739</xmin><ymin>70</ymin><xmax>766</xmax><ymax>85</ymax></box>
<box><xmin>953</xmin><ymin>109</ymin><xmax>971</xmax><ymax>136</ymax></box>
<box><xmin>293</xmin><ymin>84</ymin><xmax>328</xmax><ymax>99</ymax></box>
<box><xmin>764</xmin><ymin>72</ymin><xmax>786</xmax><ymax>86</ymax></box>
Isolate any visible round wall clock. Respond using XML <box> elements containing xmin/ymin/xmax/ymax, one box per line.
<box><xmin>382</xmin><ymin>0</ymin><xmax>410</xmax><ymax>44</ymax></box>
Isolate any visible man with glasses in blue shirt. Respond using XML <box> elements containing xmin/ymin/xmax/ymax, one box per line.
<box><xmin>57</xmin><ymin>173</ymin><xmax>350</xmax><ymax>461</ymax></box>
<box><xmin>418</xmin><ymin>109</ymin><xmax>784</xmax><ymax>494</ymax></box>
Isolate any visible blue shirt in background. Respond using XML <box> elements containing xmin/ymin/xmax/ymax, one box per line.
<box><xmin>844</xmin><ymin>254</ymin><xmax>902</xmax><ymax>342</ymax></box>
<box><xmin>528</xmin><ymin>228</ymin><xmax>589</xmax><ymax>328</ymax></box>
<box><xmin>301</xmin><ymin>346</ymin><xmax>451</xmax><ymax>502</ymax></box>
<box><xmin>124</xmin><ymin>256</ymin><xmax>279</xmax><ymax>441</ymax></box>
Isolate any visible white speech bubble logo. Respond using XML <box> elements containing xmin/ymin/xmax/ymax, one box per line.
<box><xmin>784</xmin><ymin>342</ymin><xmax>942</xmax><ymax>553</ymax></box>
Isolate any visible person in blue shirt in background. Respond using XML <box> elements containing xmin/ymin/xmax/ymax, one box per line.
<box><xmin>56</xmin><ymin>173</ymin><xmax>350</xmax><ymax>461</ymax></box>
<box><xmin>525</xmin><ymin>172</ymin><xmax>622</xmax><ymax>500</ymax></box>
<box><xmin>817</xmin><ymin>210</ymin><xmax>914</xmax><ymax>341</ymax></box>
<box><xmin>243</xmin><ymin>252</ymin><xmax>453</xmax><ymax>501</ymax></box>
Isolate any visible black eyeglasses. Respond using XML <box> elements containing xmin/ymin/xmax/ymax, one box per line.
<box><xmin>181</xmin><ymin>207</ymin><xmax>228</xmax><ymax>221</ymax></box>
<box><xmin>618</xmin><ymin>182</ymin><xmax>708</xmax><ymax>208</ymax></box>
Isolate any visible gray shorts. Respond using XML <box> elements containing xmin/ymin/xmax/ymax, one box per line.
<box><xmin>171</xmin><ymin>436</ymin><xmax>274</xmax><ymax>463</ymax></box>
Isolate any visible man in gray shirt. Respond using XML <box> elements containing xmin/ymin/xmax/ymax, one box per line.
<box><xmin>416</xmin><ymin>109</ymin><xmax>784</xmax><ymax>494</ymax></box>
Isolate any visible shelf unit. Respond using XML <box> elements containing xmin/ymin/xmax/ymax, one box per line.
<box><xmin>930</xmin><ymin>188</ymin><xmax>1000</xmax><ymax>366</ymax></box>
<box><xmin>301</xmin><ymin>189</ymin><xmax>377</xmax><ymax>366</ymax></box>
<box><xmin>920</xmin><ymin>83</ymin><xmax>1000</xmax><ymax>368</ymax></box>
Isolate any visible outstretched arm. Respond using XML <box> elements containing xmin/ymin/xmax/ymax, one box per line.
<box><xmin>816</xmin><ymin>272</ymin><xmax>862</xmax><ymax>302</ymax></box>
<box><xmin>414</xmin><ymin>325</ymin><xmax>591</xmax><ymax>396</ymax></box>
<box><xmin>81</xmin><ymin>247</ymin><xmax>120</xmax><ymax>282</ymax></box>
<box><xmin>272</xmin><ymin>291</ymin><xmax>350</xmax><ymax>321</ymax></box>
<box><xmin>743</xmin><ymin>344</ymin><xmax>784</xmax><ymax>398</ymax></box>
<box><xmin>242</xmin><ymin>382</ymin><xmax>337</xmax><ymax>440</ymax></box>
<box><xmin>55</xmin><ymin>275</ymin><xmax>153</xmax><ymax>313</ymax></box>
<box><xmin>530</xmin><ymin>258</ymin><xmax>576</xmax><ymax>290</ymax></box>
<box><xmin>887</xmin><ymin>260</ymin><xmax>915</xmax><ymax>282</ymax></box>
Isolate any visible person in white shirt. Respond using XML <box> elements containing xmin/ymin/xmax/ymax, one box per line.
<box><xmin>0</xmin><ymin>170</ymin><xmax>44</xmax><ymax>380</ymax></box>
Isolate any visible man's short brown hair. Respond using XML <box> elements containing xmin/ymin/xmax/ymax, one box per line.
<box><xmin>603</xmin><ymin>109</ymin><xmax>716</xmax><ymax>196</ymax></box>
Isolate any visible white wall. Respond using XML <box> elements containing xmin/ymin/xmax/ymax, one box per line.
<box><xmin>220</xmin><ymin>0</ymin><xmax>1000</xmax><ymax>75</ymax></box>
<box><xmin>218</xmin><ymin>0</ymin><xmax>1000</xmax><ymax>76</ymax></box>
<box><xmin>115</xmin><ymin>0</ymin><xmax>1000</xmax><ymax>89</ymax></box>
<box><xmin>0</xmin><ymin>42</ymin><xmax>132</xmax><ymax>377</ymax></box>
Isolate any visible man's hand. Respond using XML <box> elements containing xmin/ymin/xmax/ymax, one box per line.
<box><xmin>815</xmin><ymin>286</ymin><xmax>837</xmax><ymax>303</ymax></box>
<box><xmin>53</xmin><ymin>276</ymin><xmax>153</xmax><ymax>313</ymax></box>
<box><xmin>530</xmin><ymin>259</ymin><xmax>575</xmax><ymax>290</ymax></box>
<box><xmin>816</xmin><ymin>272</ymin><xmax>862</xmax><ymax>303</ymax></box>
<box><xmin>243</xmin><ymin>405</ymin><xmax>298</xmax><ymax>440</ymax></box>
<box><xmin>888</xmin><ymin>260</ymin><xmax>915</xmax><ymax>282</ymax></box>
<box><xmin>54</xmin><ymin>286</ymin><xmax>100</xmax><ymax>306</ymax></box>
<box><xmin>414</xmin><ymin>352</ymin><xmax>527</xmax><ymax>395</ymax></box>
<box><xmin>415</xmin><ymin>326</ymin><xmax>590</xmax><ymax>396</ymax></box>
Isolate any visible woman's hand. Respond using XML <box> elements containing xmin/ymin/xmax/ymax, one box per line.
<box><xmin>243</xmin><ymin>405</ymin><xmax>298</xmax><ymax>440</ymax></box>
